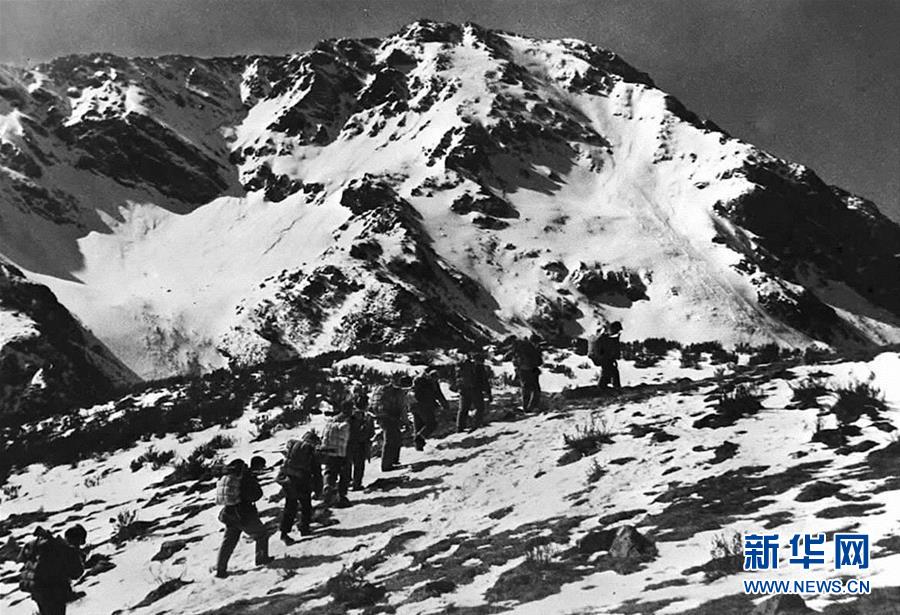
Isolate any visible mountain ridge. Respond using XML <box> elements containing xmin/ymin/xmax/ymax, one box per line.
<box><xmin>1</xmin><ymin>20</ymin><xmax>899</xmax><ymax>381</ymax></box>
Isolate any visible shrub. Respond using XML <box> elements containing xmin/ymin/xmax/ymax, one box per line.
<box><xmin>250</xmin><ymin>401</ymin><xmax>312</xmax><ymax>441</ymax></box>
<box><xmin>559</xmin><ymin>417</ymin><xmax>613</xmax><ymax>465</ymax></box>
<box><xmin>684</xmin><ymin>341</ymin><xmax>723</xmax><ymax>354</ymax></box>
<box><xmin>130</xmin><ymin>447</ymin><xmax>176</xmax><ymax>472</ymax></box>
<box><xmin>585</xmin><ymin>458</ymin><xmax>606</xmax><ymax>484</ymax></box>
<box><xmin>524</xmin><ymin>542</ymin><xmax>558</xmax><ymax>570</ymax></box>
<box><xmin>747</xmin><ymin>343</ymin><xmax>781</xmax><ymax>365</ymax></box>
<box><xmin>694</xmin><ymin>384</ymin><xmax>763</xmax><ymax>429</ymax></box>
<box><xmin>163</xmin><ymin>438</ymin><xmax>228</xmax><ymax>485</ymax></box>
<box><xmin>831</xmin><ymin>379</ymin><xmax>886</xmax><ymax>424</ymax></box>
<box><xmin>803</xmin><ymin>346</ymin><xmax>835</xmax><ymax>364</ymax></box>
<box><xmin>112</xmin><ymin>509</ymin><xmax>143</xmax><ymax>543</ymax></box>
<box><xmin>790</xmin><ymin>378</ymin><xmax>830</xmax><ymax>409</ymax></box>
<box><xmin>621</xmin><ymin>338</ymin><xmax>681</xmax><ymax>361</ymax></box>
<box><xmin>205</xmin><ymin>434</ymin><xmax>235</xmax><ymax>450</ymax></box>
<box><xmin>325</xmin><ymin>566</ymin><xmax>386</xmax><ymax>608</ymax></box>
<box><xmin>633</xmin><ymin>353</ymin><xmax>661</xmax><ymax>368</ymax></box>
<box><xmin>706</xmin><ymin>531</ymin><xmax>744</xmax><ymax>580</ymax></box>
<box><xmin>250</xmin><ymin>413</ymin><xmax>277</xmax><ymax>441</ymax></box>
<box><xmin>718</xmin><ymin>384</ymin><xmax>762</xmax><ymax>414</ymax></box>
<box><xmin>680</xmin><ymin>349</ymin><xmax>702</xmax><ymax>369</ymax></box>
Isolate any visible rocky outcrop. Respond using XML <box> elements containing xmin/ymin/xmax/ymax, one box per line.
<box><xmin>0</xmin><ymin>260</ymin><xmax>136</xmax><ymax>424</ymax></box>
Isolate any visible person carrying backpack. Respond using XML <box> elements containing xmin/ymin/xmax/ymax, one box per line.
<box><xmin>319</xmin><ymin>405</ymin><xmax>352</xmax><ymax>508</ymax></box>
<box><xmin>370</xmin><ymin>379</ymin><xmax>404</xmax><ymax>471</ymax></box>
<box><xmin>346</xmin><ymin>392</ymin><xmax>375</xmax><ymax>490</ymax></box>
<box><xmin>453</xmin><ymin>351</ymin><xmax>493</xmax><ymax>431</ymax></box>
<box><xmin>18</xmin><ymin>524</ymin><xmax>86</xmax><ymax>615</ymax></box>
<box><xmin>215</xmin><ymin>456</ymin><xmax>272</xmax><ymax>578</ymax></box>
<box><xmin>506</xmin><ymin>335</ymin><xmax>543</xmax><ymax>413</ymax></box>
<box><xmin>591</xmin><ymin>321</ymin><xmax>623</xmax><ymax>391</ymax></box>
<box><xmin>277</xmin><ymin>430</ymin><xmax>322</xmax><ymax>543</ymax></box>
<box><xmin>411</xmin><ymin>367</ymin><xmax>449</xmax><ymax>449</ymax></box>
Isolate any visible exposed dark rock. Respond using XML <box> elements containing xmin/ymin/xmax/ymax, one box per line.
<box><xmin>151</xmin><ymin>537</ymin><xmax>202</xmax><ymax>562</ymax></box>
<box><xmin>570</xmin><ymin>262</ymin><xmax>648</xmax><ymax>303</ymax></box>
<box><xmin>59</xmin><ymin>115</ymin><xmax>231</xmax><ymax>205</ymax></box>
<box><xmin>542</xmin><ymin>261</ymin><xmax>569</xmax><ymax>282</ymax></box>
<box><xmin>349</xmin><ymin>239</ymin><xmax>383</xmax><ymax>260</ymax></box>
<box><xmin>451</xmin><ymin>190</ymin><xmax>519</xmax><ymax>219</ymax></box>
<box><xmin>357</xmin><ymin>67</ymin><xmax>409</xmax><ymax>111</ymax></box>
<box><xmin>715</xmin><ymin>163</ymin><xmax>900</xmax><ymax>318</ymax></box>
<box><xmin>471</xmin><ymin>215</ymin><xmax>509</xmax><ymax>230</ymax></box>
<box><xmin>384</xmin><ymin>49</ymin><xmax>417</xmax><ymax>71</ymax></box>
<box><xmin>0</xmin><ymin>261</ymin><xmax>136</xmax><ymax>428</ymax></box>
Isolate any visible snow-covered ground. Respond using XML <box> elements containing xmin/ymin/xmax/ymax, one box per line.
<box><xmin>2</xmin><ymin>352</ymin><xmax>898</xmax><ymax>614</ymax></box>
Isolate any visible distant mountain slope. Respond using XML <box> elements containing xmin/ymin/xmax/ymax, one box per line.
<box><xmin>0</xmin><ymin>259</ymin><xmax>136</xmax><ymax>419</ymax></box>
<box><xmin>1</xmin><ymin>20</ymin><xmax>899</xmax><ymax>378</ymax></box>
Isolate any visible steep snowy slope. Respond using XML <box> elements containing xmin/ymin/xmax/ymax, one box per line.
<box><xmin>0</xmin><ymin>259</ymin><xmax>136</xmax><ymax>419</ymax></box>
<box><xmin>1</xmin><ymin>21</ymin><xmax>899</xmax><ymax>378</ymax></box>
<box><xmin>1</xmin><ymin>353</ymin><xmax>898</xmax><ymax>614</ymax></box>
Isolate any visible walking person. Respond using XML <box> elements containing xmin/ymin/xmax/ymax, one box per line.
<box><xmin>411</xmin><ymin>367</ymin><xmax>449</xmax><ymax>450</ymax></box>
<box><xmin>370</xmin><ymin>379</ymin><xmax>404</xmax><ymax>471</ymax></box>
<box><xmin>346</xmin><ymin>390</ymin><xmax>375</xmax><ymax>490</ymax></box>
<box><xmin>215</xmin><ymin>456</ymin><xmax>272</xmax><ymax>578</ymax></box>
<box><xmin>18</xmin><ymin>524</ymin><xmax>86</xmax><ymax>615</ymax></box>
<box><xmin>319</xmin><ymin>405</ymin><xmax>351</xmax><ymax>507</ymax></box>
<box><xmin>506</xmin><ymin>335</ymin><xmax>543</xmax><ymax>413</ymax></box>
<box><xmin>591</xmin><ymin>321</ymin><xmax>623</xmax><ymax>391</ymax></box>
<box><xmin>277</xmin><ymin>430</ymin><xmax>322</xmax><ymax>543</ymax></box>
<box><xmin>454</xmin><ymin>350</ymin><xmax>493</xmax><ymax>431</ymax></box>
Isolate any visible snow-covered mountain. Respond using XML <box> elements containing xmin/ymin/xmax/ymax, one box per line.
<box><xmin>0</xmin><ymin>259</ymin><xmax>136</xmax><ymax>421</ymax></box>
<box><xmin>1</xmin><ymin>20</ymin><xmax>899</xmax><ymax>380</ymax></box>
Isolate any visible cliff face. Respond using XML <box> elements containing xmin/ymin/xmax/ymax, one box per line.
<box><xmin>1</xmin><ymin>20</ymin><xmax>899</xmax><ymax>378</ymax></box>
<box><xmin>0</xmin><ymin>260</ymin><xmax>136</xmax><ymax>420</ymax></box>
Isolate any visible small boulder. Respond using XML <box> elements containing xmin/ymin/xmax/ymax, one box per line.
<box><xmin>422</xmin><ymin>578</ymin><xmax>456</xmax><ymax>597</ymax></box>
<box><xmin>578</xmin><ymin>528</ymin><xmax>616</xmax><ymax>554</ymax></box>
<box><xmin>609</xmin><ymin>525</ymin><xmax>658</xmax><ymax>561</ymax></box>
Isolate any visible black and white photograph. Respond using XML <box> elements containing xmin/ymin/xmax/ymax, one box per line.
<box><xmin>0</xmin><ymin>1</ymin><xmax>898</xmax><ymax>613</ymax></box>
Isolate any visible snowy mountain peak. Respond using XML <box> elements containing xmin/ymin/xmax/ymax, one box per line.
<box><xmin>1</xmin><ymin>22</ymin><xmax>899</xmax><ymax>380</ymax></box>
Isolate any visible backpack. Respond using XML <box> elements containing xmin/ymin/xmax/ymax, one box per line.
<box><xmin>369</xmin><ymin>385</ymin><xmax>400</xmax><ymax>416</ymax></box>
<box><xmin>18</xmin><ymin>530</ymin><xmax>62</xmax><ymax>593</ymax></box>
<box><xmin>319</xmin><ymin>419</ymin><xmax>350</xmax><ymax>457</ymax></box>
<box><xmin>588</xmin><ymin>336</ymin><xmax>604</xmax><ymax>366</ymax></box>
<box><xmin>215</xmin><ymin>473</ymin><xmax>242</xmax><ymax>506</ymax></box>
<box><xmin>514</xmin><ymin>340</ymin><xmax>542</xmax><ymax>370</ymax></box>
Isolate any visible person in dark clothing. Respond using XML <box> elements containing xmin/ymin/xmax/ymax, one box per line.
<box><xmin>345</xmin><ymin>394</ymin><xmax>375</xmax><ymax>490</ymax></box>
<box><xmin>18</xmin><ymin>524</ymin><xmax>86</xmax><ymax>615</ymax></box>
<box><xmin>215</xmin><ymin>457</ymin><xmax>272</xmax><ymax>578</ymax></box>
<box><xmin>277</xmin><ymin>430</ymin><xmax>322</xmax><ymax>543</ymax></box>
<box><xmin>592</xmin><ymin>321</ymin><xmax>623</xmax><ymax>390</ymax></box>
<box><xmin>411</xmin><ymin>368</ymin><xmax>449</xmax><ymax>449</ymax></box>
<box><xmin>371</xmin><ymin>381</ymin><xmax>404</xmax><ymax>471</ymax></box>
<box><xmin>506</xmin><ymin>335</ymin><xmax>543</xmax><ymax>413</ymax></box>
<box><xmin>454</xmin><ymin>351</ymin><xmax>493</xmax><ymax>431</ymax></box>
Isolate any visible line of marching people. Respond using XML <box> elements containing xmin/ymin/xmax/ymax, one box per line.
<box><xmin>15</xmin><ymin>327</ymin><xmax>624</xmax><ymax>613</ymax></box>
<box><xmin>210</xmin><ymin>336</ymin><xmax>550</xmax><ymax>579</ymax></box>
